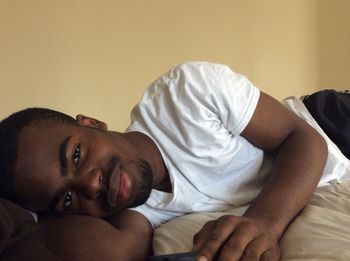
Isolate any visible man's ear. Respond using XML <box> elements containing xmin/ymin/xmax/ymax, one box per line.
<box><xmin>76</xmin><ymin>114</ymin><xmax>108</xmax><ymax>130</ymax></box>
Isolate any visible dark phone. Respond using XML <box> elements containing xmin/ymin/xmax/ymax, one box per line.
<box><xmin>149</xmin><ymin>251</ymin><xmax>197</xmax><ymax>261</ymax></box>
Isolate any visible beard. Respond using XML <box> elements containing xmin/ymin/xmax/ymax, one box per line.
<box><xmin>129</xmin><ymin>158</ymin><xmax>153</xmax><ymax>208</ymax></box>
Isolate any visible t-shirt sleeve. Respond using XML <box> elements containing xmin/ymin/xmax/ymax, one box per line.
<box><xmin>168</xmin><ymin>62</ymin><xmax>260</xmax><ymax>136</ymax></box>
<box><xmin>210</xmin><ymin>63</ymin><xmax>260</xmax><ymax>135</ymax></box>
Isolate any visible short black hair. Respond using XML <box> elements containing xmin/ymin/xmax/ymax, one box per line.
<box><xmin>0</xmin><ymin>108</ymin><xmax>76</xmax><ymax>202</ymax></box>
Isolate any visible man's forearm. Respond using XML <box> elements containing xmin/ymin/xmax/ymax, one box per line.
<box><xmin>193</xmin><ymin>92</ymin><xmax>327</xmax><ymax>260</ymax></box>
<box><xmin>243</xmin><ymin>124</ymin><xmax>327</xmax><ymax>240</ymax></box>
<box><xmin>41</xmin><ymin>210</ymin><xmax>153</xmax><ymax>260</ymax></box>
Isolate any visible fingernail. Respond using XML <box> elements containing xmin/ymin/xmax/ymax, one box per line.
<box><xmin>198</xmin><ymin>256</ymin><xmax>207</xmax><ymax>261</ymax></box>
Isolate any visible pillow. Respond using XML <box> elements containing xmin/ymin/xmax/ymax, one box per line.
<box><xmin>0</xmin><ymin>198</ymin><xmax>60</xmax><ymax>260</ymax></box>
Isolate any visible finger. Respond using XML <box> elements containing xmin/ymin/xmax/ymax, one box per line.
<box><xmin>216</xmin><ymin>221</ymin><xmax>258</xmax><ymax>260</ymax></box>
<box><xmin>261</xmin><ymin>244</ymin><xmax>280</xmax><ymax>261</ymax></box>
<box><xmin>239</xmin><ymin>237</ymin><xmax>266</xmax><ymax>261</ymax></box>
<box><xmin>261</xmin><ymin>249</ymin><xmax>280</xmax><ymax>261</ymax></box>
<box><xmin>192</xmin><ymin>220</ymin><xmax>217</xmax><ymax>251</ymax></box>
<box><xmin>196</xmin><ymin>215</ymin><xmax>240</xmax><ymax>260</ymax></box>
<box><xmin>240</xmin><ymin>237</ymin><xmax>280</xmax><ymax>261</ymax></box>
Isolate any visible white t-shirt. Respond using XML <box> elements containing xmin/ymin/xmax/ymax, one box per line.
<box><xmin>127</xmin><ymin>62</ymin><xmax>269</xmax><ymax>228</ymax></box>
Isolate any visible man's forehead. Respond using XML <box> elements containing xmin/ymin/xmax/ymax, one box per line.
<box><xmin>13</xmin><ymin>123</ymin><xmax>69</xmax><ymax>210</ymax></box>
<box><xmin>18</xmin><ymin>124</ymin><xmax>64</xmax><ymax>156</ymax></box>
<box><xmin>19</xmin><ymin>121</ymin><xmax>81</xmax><ymax>148</ymax></box>
<box><xmin>23</xmin><ymin>119</ymin><xmax>76</xmax><ymax>134</ymax></box>
<box><xmin>16</xmin><ymin>120</ymin><xmax>82</xmax><ymax>172</ymax></box>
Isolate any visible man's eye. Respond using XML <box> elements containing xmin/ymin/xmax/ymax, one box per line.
<box><xmin>64</xmin><ymin>190</ymin><xmax>73</xmax><ymax>209</ymax></box>
<box><xmin>73</xmin><ymin>145</ymin><xmax>80</xmax><ymax>167</ymax></box>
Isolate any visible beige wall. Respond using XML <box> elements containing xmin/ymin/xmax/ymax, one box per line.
<box><xmin>0</xmin><ymin>0</ymin><xmax>349</xmax><ymax>130</ymax></box>
<box><xmin>318</xmin><ymin>0</ymin><xmax>350</xmax><ymax>89</ymax></box>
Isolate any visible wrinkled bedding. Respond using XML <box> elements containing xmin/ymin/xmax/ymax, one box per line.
<box><xmin>153</xmin><ymin>181</ymin><xmax>350</xmax><ymax>260</ymax></box>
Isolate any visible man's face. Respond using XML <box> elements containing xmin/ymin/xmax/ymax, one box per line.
<box><xmin>13</xmin><ymin>118</ymin><xmax>153</xmax><ymax>217</ymax></box>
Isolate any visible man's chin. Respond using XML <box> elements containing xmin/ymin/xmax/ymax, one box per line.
<box><xmin>128</xmin><ymin>188</ymin><xmax>152</xmax><ymax>209</ymax></box>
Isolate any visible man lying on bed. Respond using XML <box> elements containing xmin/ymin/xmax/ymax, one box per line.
<box><xmin>0</xmin><ymin>62</ymin><xmax>327</xmax><ymax>261</ymax></box>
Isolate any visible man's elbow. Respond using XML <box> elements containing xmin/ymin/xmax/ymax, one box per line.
<box><xmin>307</xmin><ymin>125</ymin><xmax>328</xmax><ymax>177</ymax></box>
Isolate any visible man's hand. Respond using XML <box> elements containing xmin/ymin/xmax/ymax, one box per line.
<box><xmin>192</xmin><ymin>215</ymin><xmax>280</xmax><ymax>261</ymax></box>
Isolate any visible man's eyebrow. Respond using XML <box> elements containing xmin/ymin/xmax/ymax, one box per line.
<box><xmin>59</xmin><ymin>135</ymin><xmax>71</xmax><ymax>177</ymax></box>
<box><xmin>48</xmin><ymin>135</ymin><xmax>71</xmax><ymax>212</ymax></box>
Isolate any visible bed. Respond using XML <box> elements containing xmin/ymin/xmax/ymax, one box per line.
<box><xmin>153</xmin><ymin>94</ymin><xmax>350</xmax><ymax>260</ymax></box>
<box><xmin>153</xmin><ymin>181</ymin><xmax>350</xmax><ymax>260</ymax></box>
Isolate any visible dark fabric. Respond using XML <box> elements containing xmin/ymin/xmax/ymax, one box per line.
<box><xmin>0</xmin><ymin>198</ymin><xmax>61</xmax><ymax>260</ymax></box>
<box><xmin>303</xmin><ymin>90</ymin><xmax>350</xmax><ymax>159</ymax></box>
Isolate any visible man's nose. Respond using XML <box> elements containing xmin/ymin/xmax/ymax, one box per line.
<box><xmin>74</xmin><ymin>168</ymin><xmax>104</xmax><ymax>200</ymax></box>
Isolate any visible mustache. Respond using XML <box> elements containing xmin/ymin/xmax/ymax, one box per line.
<box><xmin>105</xmin><ymin>156</ymin><xmax>119</xmax><ymax>184</ymax></box>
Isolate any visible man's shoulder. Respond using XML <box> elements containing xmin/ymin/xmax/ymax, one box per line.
<box><xmin>169</xmin><ymin>61</ymin><xmax>231</xmax><ymax>75</ymax></box>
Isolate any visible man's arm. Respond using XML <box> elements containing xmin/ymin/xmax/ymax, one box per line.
<box><xmin>41</xmin><ymin>209</ymin><xmax>153</xmax><ymax>260</ymax></box>
<box><xmin>193</xmin><ymin>92</ymin><xmax>327</xmax><ymax>260</ymax></box>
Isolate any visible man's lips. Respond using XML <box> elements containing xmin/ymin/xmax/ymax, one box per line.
<box><xmin>107</xmin><ymin>162</ymin><xmax>120</xmax><ymax>208</ymax></box>
<box><xmin>107</xmin><ymin>161</ymin><xmax>132</xmax><ymax>208</ymax></box>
